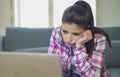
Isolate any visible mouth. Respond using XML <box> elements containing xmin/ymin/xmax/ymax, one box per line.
<box><xmin>65</xmin><ymin>43</ymin><xmax>75</xmax><ymax>47</ymax></box>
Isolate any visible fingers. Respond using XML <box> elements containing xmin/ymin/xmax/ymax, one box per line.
<box><xmin>84</xmin><ymin>30</ymin><xmax>92</xmax><ymax>41</ymax></box>
<box><xmin>75</xmin><ymin>30</ymin><xmax>93</xmax><ymax>48</ymax></box>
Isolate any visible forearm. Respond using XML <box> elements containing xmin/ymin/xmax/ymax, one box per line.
<box><xmin>72</xmin><ymin>46</ymin><xmax>102</xmax><ymax>77</ymax></box>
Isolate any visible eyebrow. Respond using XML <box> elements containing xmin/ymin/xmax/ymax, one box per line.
<box><xmin>61</xmin><ymin>28</ymin><xmax>82</xmax><ymax>34</ymax></box>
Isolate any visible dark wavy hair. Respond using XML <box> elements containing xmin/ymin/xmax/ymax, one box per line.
<box><xmin>62</xmin><ymin>0</ymin><xmax>111</xmax><ymax>55</ymax></box>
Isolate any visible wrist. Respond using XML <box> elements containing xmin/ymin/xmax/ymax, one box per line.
<box><xmin>73</xmin><ymin>45</ymin><xmax>85</xmax><ymax>55</ymax></box>
<box><xmin>76</xmin><ymin>43</ymin><xmax>82</xmax><ymax>48</ymax></box>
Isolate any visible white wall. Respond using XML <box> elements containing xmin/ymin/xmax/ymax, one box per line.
<box><xmin>0</xmin><ymin>0</ymin><xmax>12</xmax><ymax>35</ymax></box>
<box><xmin>53</xmin><ymin>0</ymin><xmax>96</xmax><ymax>27</ymax></box>
<box><xmin>0</xmin><ymin>0</ymin><xmax>120</xmax><ymax>35</ymax></box>
<box><xmin>97</xmin><ymin>0</ymin><xmax>120</xmax><ymax>26</ymax></box>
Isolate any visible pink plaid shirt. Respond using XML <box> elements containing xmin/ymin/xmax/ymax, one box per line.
<box><xmin>48</xmin><ymin>26</ymin><xmax>111</xmax><ymax>77</ymax></box>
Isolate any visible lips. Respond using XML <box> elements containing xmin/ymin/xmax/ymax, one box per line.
<box><xmin>65</xmin><ymin>43</ymin><xmax>74</xmax><ymax>47</ymax></box>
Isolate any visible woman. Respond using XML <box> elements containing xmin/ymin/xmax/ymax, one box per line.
<box><xmin>48</xmin><ymin>0</ymin><xmax>111</xmax><ymax>77</ymax></box>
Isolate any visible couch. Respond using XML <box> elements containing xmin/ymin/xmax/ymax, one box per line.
<box><xmin>0</xmin><ymin>26</ymin><xmax>120</xmax><ymax>77</ymax></box>
<box><xmin>98</xmin><ymin>26</ymin><xmax>120</xmax><ymax>77</ymax></box>
<box><xmin>0</xmin><ymin>27</ymin><xmax>54</xmax><ymax>53</ymax></box>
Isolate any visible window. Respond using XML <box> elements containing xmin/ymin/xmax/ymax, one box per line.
<box><xmin>14</xmin><ymin>0</ymin><xmax>48</xmax><ymax>28</ymax></box>
<box><xmin>14</xmin><ymin>0</ymin><xmax>96</xmax><ymax>28</ymax></box>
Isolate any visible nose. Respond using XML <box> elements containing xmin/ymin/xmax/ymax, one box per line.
<box><xmin>66</xmin><ymin>34</ymin><xmax>72</xmax><ymax>42</ymax></box>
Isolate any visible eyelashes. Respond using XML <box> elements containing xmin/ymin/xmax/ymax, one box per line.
<box><xmin>73</xmin><ymin>33</ymin><xmax>81</xmax><ymax>36</ymax></box>
<box><xmin>62</xmin><ymin>30</ymin><xmax>68</xmax><ymax>34</ymax></box>
<box><xmin>62</xmin><ymin>29</ymin><xmax>81</xmax><ymax>36</ymax></box>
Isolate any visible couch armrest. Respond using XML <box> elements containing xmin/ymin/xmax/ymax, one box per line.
<box><xmin>105</xmin><ymin>40</ymin><xmax>120</xmax><ymax>67</ymax></box>
<box><xmin>12</xmin><ymin>47</ymin><xmax>48</xmax><ymax>53</ymax></box>
<box><xmin>0</xmin><ymin>34</ymin><xmax>3</xmax><ymax>51</ymax></box>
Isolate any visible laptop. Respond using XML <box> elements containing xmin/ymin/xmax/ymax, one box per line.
<box><xmin>0</xmin><ymin>52</ymin><xmax>62</xmax><ymax>77</ymax></box>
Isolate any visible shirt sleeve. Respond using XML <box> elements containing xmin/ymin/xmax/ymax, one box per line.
<box><xmin>48</xmin><ymin>28</ymin><xmax>59</xmax><ymax>54</ymax></box>
<box><xmin>72</xmin><ymin>34</ymin><xmax>107</xmax><ymax>77</ymax></box>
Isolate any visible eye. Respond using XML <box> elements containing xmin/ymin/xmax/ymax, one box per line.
<box><xmin>62</xmin><ymin>30</ymin><xmax>68</xmax><ymax>34</ymax></box>
<box><xmin>72</xmin><ymin>33</ymin><xmax>81</xmax><ymax>36</ymax></box>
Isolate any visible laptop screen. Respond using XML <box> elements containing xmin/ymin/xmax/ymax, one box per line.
<box><xmin>0</xmin><ymin>52</ymin><xmax>62</xmax><ymax>77</ymax></box>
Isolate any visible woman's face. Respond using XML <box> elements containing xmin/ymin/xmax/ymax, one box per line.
<box><xmin>61</xmin><ymin>23</ymin><xmax>85</xmax><ymax>47</ymax></box>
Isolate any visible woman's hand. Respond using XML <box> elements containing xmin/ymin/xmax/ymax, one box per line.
<box><xmin>76</xmin><ymin>30</ymin><xmax>93</xmax><ymax>48</ymax></box>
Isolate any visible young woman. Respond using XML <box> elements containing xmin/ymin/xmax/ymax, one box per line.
<box><xmin>48</xmin><ymin>0</ymin><xmax>111</xmax><ymax>77</ymax></box>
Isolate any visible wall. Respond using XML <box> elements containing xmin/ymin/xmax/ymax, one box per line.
<box><xmin>96</xmin><ymin>0</ymin><xmax>120</xmax><ymax>26</ymax></box>
<box><xmin>0</xmin><ymin>0</ymin><xmax>120</xmax><ymax>35</ymax></box>
<box><xmin>0</xmin><ymin>0</ymin><xmax>12</xmax><ymax>35</ymax></box>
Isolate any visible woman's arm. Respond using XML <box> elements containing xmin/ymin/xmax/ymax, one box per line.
<box><xmin>48</xmin><ymin>28</ymin><xmax>59</xmax><ymax>54</ymax></box>
<box><xmin>72</xmin><ymin>34</ymin><xmax>107</xmax><ymax>77</ymax></box>
<box><xmin>48</xmin><ymin>27</ymin><xmax>64</xmax><ymax>54</ymax></box>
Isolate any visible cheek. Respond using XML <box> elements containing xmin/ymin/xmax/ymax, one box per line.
<box><xmin>72</xmin><ymin>37</ymin><xmax>80</xmax><ymax>43</ymax></box>
<box><xmin>72</xmin><ymin>35</ymin><xmax>83</xmax><ymax>43</ymax></box>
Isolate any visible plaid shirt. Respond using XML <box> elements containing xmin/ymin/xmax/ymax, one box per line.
<box><xmin>48</xmin><ymin>27</ymin><xmax>111</xmax><ymax>77</ymax></box>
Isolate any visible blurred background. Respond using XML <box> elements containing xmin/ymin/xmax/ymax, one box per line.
<box><xmin>0</xmin><ymin>0</ymin><xmax>120</xmax><ymax>35</ymax></box>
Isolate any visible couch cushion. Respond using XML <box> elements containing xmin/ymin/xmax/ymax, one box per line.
<box><xmin>13</xmin><ymin>47</ymin><xmax>48</xmax><ymax>53</ymax></box>
<box><xmin>105</xmin><ymin>40</ymin><xmax>120</xmax><ymax>67</ymax></box>
<box><xmin>0</xmin><ymin>34</ymin><xmax>3</xmax><ymax>51</ymax></box>
<box><xmin>108</xmin><ymin>67</ymin><xmax>120</xmax><ymax>77</ymax></box>
<box><xmin>99</xmin><ymin>26</ymin><xmax>120</xmax><ymax>40</ymax></box>
<box><xmin>4</xmin><ymin>27</ymin><xmax>54</xmax><ymax>51</ymax></box>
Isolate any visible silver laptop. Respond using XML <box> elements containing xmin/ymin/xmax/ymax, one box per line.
<box><xmin>0</xmin><ymin>52</ymin><xmax>62</xmax><ymax>77</ymax></box>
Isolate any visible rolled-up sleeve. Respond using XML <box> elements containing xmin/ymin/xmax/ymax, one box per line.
<box><xmin>72</xmin><ymin>34</ymin><xmax>107</xmax><ymax>77</ymax></box>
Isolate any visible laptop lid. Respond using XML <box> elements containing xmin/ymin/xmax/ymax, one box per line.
<box><xmin>0</xmin><ymin>52</ymin><xmax>62</xmax><ymax>77</ymax></box>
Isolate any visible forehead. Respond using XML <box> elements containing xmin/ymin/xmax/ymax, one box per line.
<box><xmin>61</xmin><ymin>23</ymin><xmax>84</xmax><ymax>32</ymax></box>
